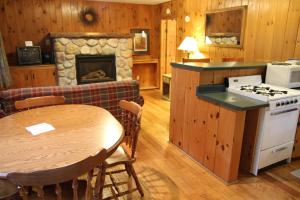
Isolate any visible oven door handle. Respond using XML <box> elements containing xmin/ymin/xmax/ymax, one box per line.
<box><xmin>272</xmin><ymin>147</ymin><xmax>288</xmax><ymax>153</ymax></box>
<box><xmin>270</xmin><ymin>108</ymin><xmax>298</xmax><ymax>116</ymax></box>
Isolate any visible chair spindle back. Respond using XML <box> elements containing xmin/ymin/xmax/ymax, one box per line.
<box><xmin>119</xmin><ymin>100</ymin><xmax>142</xmax><ymax>159</ymax></box>
<box><xmin>7</xmin><ymin>149</ymin><xmax>107</xmax><ymax>200</ymax></box>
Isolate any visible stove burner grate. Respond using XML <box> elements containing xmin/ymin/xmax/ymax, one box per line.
<box><xmin>256</xmin><ymin>91</ymin><xmax>275</xmax><ymax>96</ymax></box>
<box><xmin>239</xmin><ymin>85</ymin><xmax>288</xmax><ymax>96</ymax></box>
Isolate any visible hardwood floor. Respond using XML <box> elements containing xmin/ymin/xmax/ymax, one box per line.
<box><xmin>131</xmin><ymin>89</ymin><xmax>300</xmax><ymax>200</ymax></box>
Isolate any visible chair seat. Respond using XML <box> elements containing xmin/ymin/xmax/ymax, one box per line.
<box><xmin>105</xmin><ymin>146</ymin><xmax>130</xmax><ymax>165</ymax></box>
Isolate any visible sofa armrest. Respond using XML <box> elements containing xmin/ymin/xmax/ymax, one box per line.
<box><xmin>137</xmin><ymin>96</ymin><xmax>144</xmax><ymax>107</ymax></box>
<box><xmin>0</xmin><ymin>109</ymin><xmax>6</xmax><ymax>118</ymax></box>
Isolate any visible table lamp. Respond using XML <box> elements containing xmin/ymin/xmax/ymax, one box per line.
<box><xmin>178</xmin><ymin>36</ymin><xmax>198</xmax><ymax>61</ymax></box>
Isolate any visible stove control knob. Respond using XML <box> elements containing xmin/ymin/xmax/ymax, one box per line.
<box><xmin>281</xmin><ymin>101</ymin><xmax>285</xmax><ymax>106</ymax></box>
<box><xmin>295</xmin><ymin>99</ymin><xmax>298</xmax><ymax>103</ymax></box>
<box><xmin>286</xmin><ymin>101</ymin><xmax>290</xmax><ymax>105</ymax></box>
<box><xmin>290</xmin><ymin>100</ymin><xmax>294</xmax><ymax>104</ymax></box>
<box><xmin>276</xmin><ymin>102</ymin><xmax>280</xmax><ymax>107</ymax></box>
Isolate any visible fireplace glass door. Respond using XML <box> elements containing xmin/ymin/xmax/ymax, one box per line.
<box><xmin>76</xmin><ymin>55</ymin><xmax>116</xmax><ymax>85</ymax></box>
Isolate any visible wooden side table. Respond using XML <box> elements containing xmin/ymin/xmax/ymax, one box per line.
<box><xmin>132</xmin><ymin>59</ymin><xmax>159</xmax><ymax>90</ymax></box>
<box><xmin>162</xmin><ymin>73</ymin><xmax>171</xmax><ymax>101</ymax></box>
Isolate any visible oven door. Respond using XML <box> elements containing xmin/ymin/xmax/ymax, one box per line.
<box><xmin>260</xmin><ymin>107</ymin><xmax>299</xmax><ymax>150</ymax></box>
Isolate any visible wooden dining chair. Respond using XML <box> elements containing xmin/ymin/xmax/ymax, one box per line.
<box><xmin>222</xmin><ymin>57</ymin><xmax>244</xmax><ymax>62</ymax></box>
<box><xmin>15</xmin><ymin>96</ymin><xmax>65</xmax><ymax>110</ymax></box>
<box><xmin>102</xmin><ymin>100</ymin><xmax>144</xmax><ymax>199</ymax></box>
<box><xmin>182</xmin><ymin>58</ymin><xmax>211</xmax><ymax>63</ymax></box>
<box><xmin>6</xmin><ymin>148</ymin><xmax>107</xmax><ymax>200</ymax></box>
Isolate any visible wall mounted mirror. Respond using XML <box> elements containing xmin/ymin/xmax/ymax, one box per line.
<box><xmin>205</xmin><ymin>6</ymin><xmax>247</xmax><ymax>48</ymax></box>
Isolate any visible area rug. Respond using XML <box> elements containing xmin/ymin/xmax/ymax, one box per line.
<box><xmin>103</xmin><ymin>166</ymin><xmax>180</xmax><ymax>200</ymax></box>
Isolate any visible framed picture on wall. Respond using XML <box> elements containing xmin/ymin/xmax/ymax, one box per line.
<box><xmin>130</xmin><ymin>29</ymin><xmax>150</xmax><ymax>55</ymax></box>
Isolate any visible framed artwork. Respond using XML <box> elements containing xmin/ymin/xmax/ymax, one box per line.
<box><xmin>131</xmin><ymin>29</ymin><xmax>150</xmax><ymax>55</ymax></box>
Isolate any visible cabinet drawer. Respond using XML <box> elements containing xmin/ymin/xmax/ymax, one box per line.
<box><xmin>259</xmin><ymin>141</ymin><xmax>294</xmax><ymax>169</ymax></box>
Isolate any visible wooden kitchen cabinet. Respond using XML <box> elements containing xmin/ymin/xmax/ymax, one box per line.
<box><xmin>169</xmin><ymin>68</ymin><xmax>200</xmax><ymax>152</ymax></box>
<box><xmin>170</xmin><ymin>67</ymin><xmax>247</xmax><ymax>183</ymax></box>
<box><xmin>203</xmin><ymin>103</ymin><xmax>219</xmax><ymax>170</ymax></box>
<box><xmin>199</xmin><ymin>102</ymin><xmax>246</xmax><ymax>182</ymax></box>
<box><xmin>10</xmin><ymin>67</ymin><xmax>32</xmax><ymax>88</ymax></box>
<box><xmin>10</xmin><ymin>65</ymin><xmax>57</xmax><ymax>88</ymax></box>
<box><xmin>213</xmin><ymin>107</ymin><xmax>245</xmax><ymax>182</ymax></box>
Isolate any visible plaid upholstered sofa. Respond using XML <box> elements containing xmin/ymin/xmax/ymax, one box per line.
<box><xmin>0</xmin><ymin>80</ymin><xmax>143</xmax><ymax>120</ymax></box>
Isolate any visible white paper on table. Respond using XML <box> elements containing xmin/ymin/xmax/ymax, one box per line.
<box><xmin>25</xmin><ymin>123</ymin><xmax>55</xmax><ymax>136</ymax></box>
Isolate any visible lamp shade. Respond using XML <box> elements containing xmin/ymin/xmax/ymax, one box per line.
<box><xmin>178</xmin><ymin>36</ymin><xmax>198</xmax><ymax>52</ymax></box>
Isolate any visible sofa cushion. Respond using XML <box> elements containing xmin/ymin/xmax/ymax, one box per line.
<box><xmin>0</xmin><ymin>80</ymin><xmax>143</xmax><ymax>120</ymax></box>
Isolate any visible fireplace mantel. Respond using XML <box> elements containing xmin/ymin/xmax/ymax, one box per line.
<box><xmin>50</xmin><ymin>32</ymin><xmax>132</xmax><ymax>39</ymax></box>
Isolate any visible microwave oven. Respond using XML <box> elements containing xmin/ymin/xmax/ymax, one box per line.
<box><xmin>265</xmin><ymin>63</ymin><xmax>300</xmax><ymax>88</ymax></box>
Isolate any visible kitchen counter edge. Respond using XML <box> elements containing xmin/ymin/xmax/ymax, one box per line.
<box><xmin>171</xmin><ymin>62</ymin><xmax>267</xmax><ymax>72</ymax></box>
<box><xmin>196</xmin><ymin>85</ymin><xmax>269</xmax><ymax>111</ymax></box>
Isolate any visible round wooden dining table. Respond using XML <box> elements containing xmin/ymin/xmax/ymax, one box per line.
<box><xmin>0</xmin><ymin>104</ymin><xmax>124</xmax><ymax>174</ymax></box>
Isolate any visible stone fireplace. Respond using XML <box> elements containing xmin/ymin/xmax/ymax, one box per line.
<box><xmin>76</xmin><ymin>55</ymin><xmax>116</xmax><ymax>85</ymax></box>
<box><xmin>50</xmin><ymin>32</ymin><xmax>133</xmax><ymax>86</ymax></box>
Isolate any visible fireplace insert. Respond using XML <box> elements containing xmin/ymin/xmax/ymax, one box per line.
<box><xmin>76</xmin><ymin>55</ymin><xmax>116</xmax><ymax>85</ymax></box>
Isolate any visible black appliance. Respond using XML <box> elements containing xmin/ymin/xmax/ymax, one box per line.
<box><xmin>42</xmin><ymin>52</ymin><xmax>54</xmax><ymax>64</ymax></box>
<box><xmin>16</xmin><ymin>46</ymin><xmax>42</xmax><ymax>65</ymax></box>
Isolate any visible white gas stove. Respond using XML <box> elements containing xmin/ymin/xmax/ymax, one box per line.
<box><xmin>227</xmin><ymin>75</ymin><xmax>300</xmax><ymax>110</ymax></box>
<box><xmin>227</xmin><ymin>75</ymin><xmax>300</xmax><ymax>175</ymax></box>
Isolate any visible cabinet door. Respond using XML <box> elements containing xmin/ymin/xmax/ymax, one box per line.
<box><xmin>214</xmin><ymin>107</ymin><xmax>246</xmax><ymax>182</ymax></box>
<box><xmin>31</xmin><ymin>67</ymin><xmax>57</xmax><ymax>87</ymax></box>
<box><xmin>182</xmin><ymin>70</ymin><xmax>203</xmax><ymax>157</ymax></box>
<box><xmin>160</xmin><ymin>19</ymin><xmax>176</xmax><ymax>90</ymax></box>
<box><xmin>203</xmin><ymin>103</ymin><xmax>220</xmax><ymax>170</ymax></box>
<box><xmin>169</xmin><ymin>67</ymin><xmax>186</xmax><ymax>148</ymax></box>
<box><xmin>10</xmin><ymin>68</ymin><xmax>32</xmax><ymax>88</ymax></box>
<box><xmin>165</xmin><ymin>20</ymin><xmax>176</xmax><ymax>74</ymax></box>
<box><xmin>160</xmin><ymin>20</ymin><xmax>176</xmax><ymax>76</ymax></box>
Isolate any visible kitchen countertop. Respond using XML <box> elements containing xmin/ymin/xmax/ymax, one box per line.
<box><xmin>171</xmin><ymin>62</ymin><xmax>267</xmax><ymax>71</ymax></box>
<box><xmin>197</xmin><ymin>85</ymin><xmax>269</xmax><ymax>111</ymax></box>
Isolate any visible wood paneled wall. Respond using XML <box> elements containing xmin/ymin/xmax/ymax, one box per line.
<box><xmin>160</xmin><ymin>1</ymin><xmax>177</xmax><ymax>20</ymax></box>
<box><xmin>206</xmin><ymin>9</ymin><xmax>243</xmax><ymax>35</ymax></box>
<box><xmin>166</xmin><ymin>0</ymin><xmax>300</xmax><ymax>62</ymax></box>
<box><xmin>2</xmin><ymin>0</ymin><xmax>299</xmax><ymax>64</ymax></box>
<box><xmin>0</xmin><ymin>0</ymin><xmax>161</xmax><ymax>65</ymax></box>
